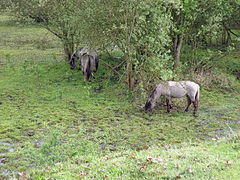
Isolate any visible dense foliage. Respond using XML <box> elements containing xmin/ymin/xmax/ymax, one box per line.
<box><xmin>10</xmin><ymin>0</ymin><xmax>85</xmax><ymax>59</ymax></box>
<box><xmin>82</xmin><ymin>0</ymin><xmax>174</xmax><ymax>89</ymax></box>
<box><xmin>6</xmin><ymin>0</ymin><xmax>239</xmax><ymax>90</ymax></box>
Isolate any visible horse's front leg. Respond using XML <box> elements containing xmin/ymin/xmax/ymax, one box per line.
<box><xmin>166</xmin><ymin>98</ymin><xmax>171</xmax><ymax>113</ymax></box>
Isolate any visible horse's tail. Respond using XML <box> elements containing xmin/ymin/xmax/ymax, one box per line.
<box><xmin>86</xmin><ymin>56</ymin><xmax>92</xmax><ymax>80</ymax></box>
<box><xmin>195</xmin><ymin>85</ymin><xmax>200</xmax><ymax>105</ymax></box>
<box><xmin>95</xmin><ymin>56</ymin><xmax>99</xmax><ymax>72</ymax></box>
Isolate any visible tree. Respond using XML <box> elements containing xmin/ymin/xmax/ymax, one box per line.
<box><xmin>170</xmin><ymin>0</ymin><xmax>239</xmax><ymax>68</ymax></box>
<box><xmin>83</xmin><ymin>0</ymin><xmax>174</xmax><ymax>90</ymax></box>
<box><xmin>221</xmin><ymin>0</ymin><xmax>240</xmax><ymax>44</ymax></box>
<box><xmin>10</xmin><ymin>0</ymin><xmax>85</xmax><ymax>60</ymax></box>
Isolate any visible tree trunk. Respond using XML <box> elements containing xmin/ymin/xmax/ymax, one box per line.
<box><xmin>173</xmin><ymin>34</ymin><xmax>183</xmax><ymax>69</ymax></box>
<box><xmin>63</xmin><ymin>41</ymin><xmax>74</xmax><ymax>61</ymax></box>
<box><xmin>126</xmin><ymin>62</ymin><xmax>134</xmax><ymax>90</ymax></box>
<box><xmin>222</xmin><ymin>24</ymin><xmax>232</xmax><ymax>45</ymax></box>
<box><xmin>64</xmin><ymin>46</ymin><xmax>72</xmax><ymax>61</ymax></box>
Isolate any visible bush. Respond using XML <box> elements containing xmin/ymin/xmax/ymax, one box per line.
<box><xmin>175</xmin><ymin>46</ymin><xmax>239</xmax><ymax>90</ymax></box>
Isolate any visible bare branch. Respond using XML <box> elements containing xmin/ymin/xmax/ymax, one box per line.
<box><xmin>41</xmin><ymin>25</ymin><xmax>63</xmax><ymax>39</ymax></box>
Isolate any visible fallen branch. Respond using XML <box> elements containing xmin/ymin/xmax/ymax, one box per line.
<box><xmin>228</xmin><ymin>29</ymin><xmax>240</xmax><ymax>38</ymax></box>
<box><xmin>100</xmin><ymin>60</ymin><xmax>122</xmax><ymax>76</ymax></box>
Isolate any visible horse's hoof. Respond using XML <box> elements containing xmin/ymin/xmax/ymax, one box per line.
<box><xmin>185</xmin><ymin>109</ymin><xmax>189</xmax><ymax>112</ymax></box>
<box><xmin>144</xmin><ymin>109</ymin><xmax>152</xmax><ymax>113</ymax></box>
<box><xmin>193</xmin><ymin>113</ymin><xmax>198</xmax><ymax>117</ymax></box>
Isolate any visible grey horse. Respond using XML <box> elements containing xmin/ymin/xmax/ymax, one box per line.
<box><xmin>145</xmin><ymin>81</ymin><xmax>200</xmax><ymax>115</ymax></box>
<box><xmin>69</xmin><ymin>48</ymin><xmax>99</xmax><ymax>81</ymax></box>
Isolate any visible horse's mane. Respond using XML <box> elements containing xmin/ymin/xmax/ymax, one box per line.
<box><xmin>150</xmin><ymin>86</ymin><xmax>157</xmax><ymax>99</ymax></box>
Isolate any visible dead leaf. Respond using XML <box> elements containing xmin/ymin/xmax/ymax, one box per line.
<box><xmin>144</xmin><ymin>146</ymin><xmax>150</xmax><ymax>150</ymax></box>
<box><xmin>140</xmin><ymin>164</ymin><xmax>147</xmax><ymax>170</ymax></box>
<box><xmin>225</xmin><ymin>161</ymin><xmax>231</xmax><ymax>167</ymax></box>
<box><xmin>45</xmin><ymin>168</ymin><xmax>51</xmax><ymax>172</ymax></box>
<box><xmin>176</xmin><ymin>174</ymin><xmax>181</xmax><ymax>179</ymax></box>
<box><xmin>55</xmin><ymin>162</ymin><xmax>62</xmax><ymax>166</ymax></box>
<box><xmin>79</xmin><ymin>173</ymin><xmax>87</xmax><ymax>178</ymax></box>
<box><xmin>187</xmin><ymin>167</ymin><xmax>193</xmax><ymax>173</ymax></box>
<box><xmin>17</xmin><ymin>172</ymin><xmax>29</xmax><ymax>180</ymax></box>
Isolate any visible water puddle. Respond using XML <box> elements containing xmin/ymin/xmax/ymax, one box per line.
<box><xmin>0</xmin><ymin>142</ymin><xmax>15</xmax><ymax>154</ymax></box>
<box><xmin>8</xmin><ymin>148</ymin><xmax>15</xmax><ymax>153</ymax></box>
<box><xmin>0</xmin><ymin>169</ymin><xmax>11</xmax><ymax>176</ymax></box>
<box><xmin>0</xmin><ymin>142</ymin><xmax>15</xmax><ymax>169</ymax></box>
<box><xmin>34</xmin><ymin>140</ymin><xmax>44</xmax><ymax>148</ymax></box>
<box><xmin>0</xmin><ymin>142</ymin><xmax>11</xmax><ymax>146</ymax></box>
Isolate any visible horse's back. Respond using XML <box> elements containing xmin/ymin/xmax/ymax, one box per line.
<box><xmin>159</xmin><ymin>81</ymin><xmax>199</xmax><ymax>99</ymax></box>
<box><xmin>180</xmin><ymin>81</ymin><xmax>200</xmax><ymax>101</ymax></box>
<box><xmin>181</xmin><ymin>81</ymin><xmax>200</xmax><ymax>92</ymax></box>
<box><xmin>77</xmin><ymin>48</ymin><xmax>88</xmax><ymax>56</ymax></box>
<box><xmin>163</xmin><ymin>81</ymin><xmax>185</xmax><ymax>98</ymax></box>
<box><xmin>77</xmin><ymin>48</ymin><xmax>98</xmax><ymax>58</ymax></box>
<box><xmin>88</xmin><ymin>50</ymin><xmax>98</xmax><ymax>58</ymax></box>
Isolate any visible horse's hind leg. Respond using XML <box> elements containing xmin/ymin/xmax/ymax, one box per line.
<box><xmin>82</xmin><ymin>72</ymin><xmax>89</xmax><ymax>82</ymax></box>
<box><xmin>166</xmin><ymin>98</ymin><xmax>171</xmax><ymax>113</ymax></box>
<box><xmin>185</xmin><ymin>96</ymin><xmax>192</xmax><ymax>112</ymax></box>
<box><xmin>193</xmin><ymin>101</ymin><xmax>198</xmax><ymax>116</ymax></box>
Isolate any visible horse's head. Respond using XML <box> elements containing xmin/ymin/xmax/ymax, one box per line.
<box><xmin>69</xmin><ymin>53</ymin><xmax>77</xmax><ymax>70</ymax></box>
<box><xmin>144</xmin><ymin>99</ymin><xmax>153</xmax><ymax>112</ymax></box>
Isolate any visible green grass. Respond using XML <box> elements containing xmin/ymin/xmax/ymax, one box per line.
<box><xmin>0</xmin><ymin>15</ymin><xmax>240</xmax><ymax>179</ymax></box>
<box><xmin>0</xmin><ymin>15</ymin><xmax>61</xmax><ymax>51</ymax></box>
<box><xmin>7</xmin><ymin>136</ymin><xmax>240</xmax><ymax>179</ymax></box>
